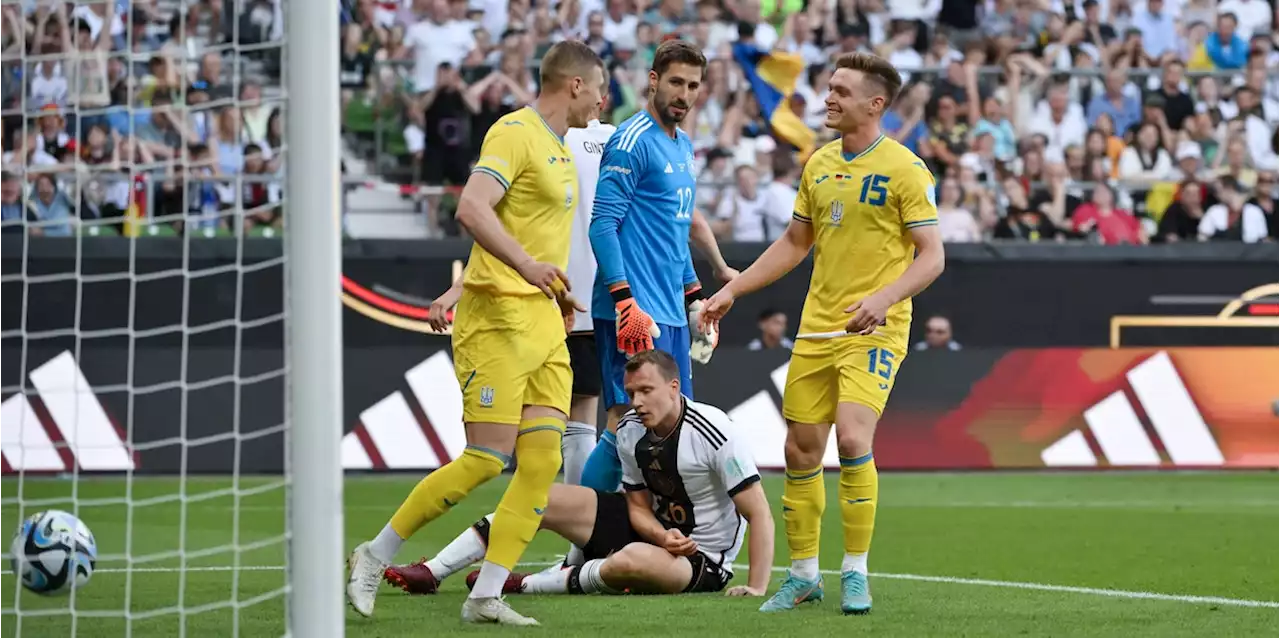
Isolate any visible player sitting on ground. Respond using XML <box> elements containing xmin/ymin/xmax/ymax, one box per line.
<box><xmin>384</xmin><ymin>350</ymin><xmax>775</xmax><ymax>599</ymax></box>
<box><xmin>700</xmin><ymin>52</ymin><xmax>945</xmax><ymax>616</ymax></box>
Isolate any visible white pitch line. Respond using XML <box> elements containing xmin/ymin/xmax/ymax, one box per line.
<box><xmin>728</xmin><ymin>565</ymin><xmax>1278</xmax><ymax>610</ymax></box>
<box><xmin>3</xmin><ymin>563</ymin><xmax>1274</xmax><ymax>610</ymax></box>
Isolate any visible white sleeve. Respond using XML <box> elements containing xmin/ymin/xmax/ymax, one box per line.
<box><xmin>618</xmin><ymin>426</ymin><xmax>646</xmax><ymax>492</ymax></box>
<box><xmin>710</xmin><ymin>419</ymin><xmax>761</xmax><ymax>498</ymax></box>
<box><xmin>1244</xmin><ymin>205</ymin><xmax>1269</xmax><ymax>243</ymax></box>
<box><xmin>1197</xmin><ymin>206</ymin><xmax>1220</xmax><ymax>238</ymax></box>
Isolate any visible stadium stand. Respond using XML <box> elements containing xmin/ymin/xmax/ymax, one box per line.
<box><xmin>2</xmin><ymin>0</ymin><xmax>1277</xmax><ymax>243</ymax></box>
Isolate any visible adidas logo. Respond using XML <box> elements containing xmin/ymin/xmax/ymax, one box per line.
<box><xmin>1</xmin><ymin>352</ymin><xmax>136</xmax><ymax>473</ymax></box>
<box><xmin>342</xmin><ymin>351</ymin><xmax>468</xmax><ymax>471</ymax></box>
<box><xmin>664</xmin><ymin>163</ymin><xmax>673</xmax><ymax>174</ymax></box>
<box><xmin>1041</xmin><ymin>351</ymin><xmax>1223</xmax><ymax>467</ymax></box>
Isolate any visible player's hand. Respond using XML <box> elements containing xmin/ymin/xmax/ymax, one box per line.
<box><xmin>517</xmin><ymin>260</ymin><xmax>571</xmax><ymax>299</ymax></box>
<box><xmin>698</xmin><ymin>288</ymin><xmax>735</xmax><ymax>336</ymax></box>
<box><xmin>714</xmin><ymin>265</ymin><xmax>740</xmax><ymax>283</ymax></box>
<box><xmin>844</xmin><ymin>291</ymin><xmax>893</xmax><ymax>336</ymax></box>
<box><xmin>613</xmin><ymin>288</ymin><xmax>660</xmax><ymax>356</ymax></box>
<box><xmin>687</xmin><ymin>299</ymin><xmax>719</xmax><ymax>364</ymax></box>
<box><xmin>428</xmin><ymin>284</ymin><xmax>464</xmax><ymax>332</ymax></box>
<box><xmin>725</xmin><ymin>585</ymin><xmax>766</xmax><ymax>597</ymax></box>
<box><xmin>556</xmin><ymin>289</ymin><xmax>586</xmax><ymax>334</ymax></box>
<box><xmin>661</xmin><ymin>529</ymin><xmax>698</xmax><ymax>557</ymax></box>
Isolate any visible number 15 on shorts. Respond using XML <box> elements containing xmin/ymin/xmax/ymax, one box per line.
<box><xmin>867</xmin><ymin>347</ymin><xmax>894</xmax><ymax>390</ymax></box>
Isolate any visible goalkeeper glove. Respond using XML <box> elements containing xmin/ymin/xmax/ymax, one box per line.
<box><xmin>611</xmin><ymin>285</ymin><xmax>660</xmax><ymax>356</ymax></box>
<box><xmin>685</xmin><ymin>284</ymin><xmax>718</xmax><ymax>364</ymax></box>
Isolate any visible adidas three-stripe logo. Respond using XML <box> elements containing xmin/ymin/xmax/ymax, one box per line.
<box><xmin>1</xmin><ymin>351</ymin><xmax>134</xmax><ymax>472</ymax></box>
<box><xmin>1041</xmin><ymin>351</ymin><xmax>1224</xmax><ymax>467</ymax></box>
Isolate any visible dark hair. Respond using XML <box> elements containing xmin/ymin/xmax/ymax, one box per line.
<box><xmin>834</xmin><ymin>52</ymin><xmax>902</xmax><ymax>109</ymax></box>
<box><xmin>757</xmin><ymin>308</ymin><xmax>785</xmax><ymax>322</ymax></box>
<box><xmin>624</xmin><ymin>349</ymin><xmax>681</xmax><ymax>382</ymax></box>
<box><xmin>539</xmin><ymin>40</ymin><xmax>605</xmax><ymax>90</ymax></box>
<box><xmin>771</xmin><ymin>151</ymin><xmax>796</xmax><ymax>179</ymax></box>
<box><xmin>652</xmin><ymin>39</ymin><xmax>707</xmax><ymax>78</ymax></box>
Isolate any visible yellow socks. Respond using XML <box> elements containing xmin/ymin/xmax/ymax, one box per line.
<box><xmin>388</xmin><ymin>445</ymin><xmax>507</xmax><ymax>540</ymax></box>
<box><xmin>782</xmin><ymin>466</ymin><xmax>825</xmax><ymax>579</ymax></box>
<box><xmin>839</xmin><ymin>452</ymin><xmax>877</xmax><ymax>572</ymax></box>
<box><xmin>484</xmin><ymin>417</ymin><xmax>565</xmax><ymax>570</ymax></box>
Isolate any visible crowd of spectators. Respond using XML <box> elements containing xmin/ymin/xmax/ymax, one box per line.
<box><xmin>347</xmin><ymin>0</ymin><xmax>1279</xmax><ymax>243</ymax></box>
<box><xmin>1</xmin><ymin>0</ymin><xmax>284</xmax><ymax>236</ymax></box>
<box><xmin>2</xmin><ymin>0</ymin><xmax>1277</xmax><ymax>244</ymax></box>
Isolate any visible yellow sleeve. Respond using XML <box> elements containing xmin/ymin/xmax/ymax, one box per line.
<box><xmin>791</xmin><ymin>162</ymin><xmax>815</xmax><ymax>223</ymax></box>
<box><xmin>471</xmin><ymin>120</ymin><xmax>530</xmax><ymax>191</ymax></box>
<box><xmin>897</xmin><ymin>160</ymin><xmax>938</xmax><ymax>230</ymax></box>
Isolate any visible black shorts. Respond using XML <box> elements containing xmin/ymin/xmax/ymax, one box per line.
<box><xmin>422</xmin><ymin>151</ymin><xmax>470</xmax><ymax>186</ymax></box>
<box><xmin>582</xmin><ymin>491</ymin><xmax>733</xmax><ymax>594</ymax></box>
<box><xmin>567</xmin><ymin>333</ymin><xmax>601</xmax><ymax>397</ymax></box>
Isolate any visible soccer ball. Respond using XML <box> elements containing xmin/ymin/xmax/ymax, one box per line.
<box><xmin>8</xmin><ymin>510</ymin><xmax>97</xmax><ymax>595</ymax></box>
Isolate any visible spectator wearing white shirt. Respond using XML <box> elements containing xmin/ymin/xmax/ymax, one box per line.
<box><xmin>936</xmin><ymin>178</ymin><xmax>982</xmax><ymax>242</ymax></box>
<box><xmin>1217</xmin><ymin>0</ymin><xmax>1273</xmax><ymax>39</ymax></box>
<box><xmin>712</xmin><ymin>164</ymin><xmax>786</xmax><ymax>242</ymax></box>
<box><xmin>1117</xmin><ymin>121</ymin><xmax>1174</xmax><ymax>183</ymax></box>
<box><xmin>1029</xmin><ymin>82</ymin><xmax>1088</xmax><ymax>154</ymax></box>
<box><xmin>877</xmin><ymin>22</ymin><xmax>924</xmax><ymax>83</ymax></box>
<box><xmin>601</xmin><ymin>0</ymin><xmax>639</xmax><ymax>42</ymax></box>
<box><xmin>406</xmin><ymin>0</ymin><xmax>476</xmax><ymax>93</ymax></box>
<box><xmin>763</xmin><ymin>152</ymin><xmax>799</xmax><ymax>225</ymax></box>
<box><xmin>1199</xmin><ymin>178</ymin><xmax>1270</xmax><ymax>242</ymax></box>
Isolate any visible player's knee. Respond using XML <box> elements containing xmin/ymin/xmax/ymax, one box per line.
<box><xmin>835</xmin><ymin>429</ymin><xmax>874</xmax><ymax>459</ymax></box>
<box><xmin>600</xmin><ymin>544</ymin><xmax>648</xmax><ymax>581</ymax></box>
<box><xmin>784</xmin><ymin>436</ymin><xmax>824</xmax><ymax>470</ymax></box>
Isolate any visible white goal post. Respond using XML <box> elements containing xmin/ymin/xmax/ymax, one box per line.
<box><xmin>284</xmin><ymin>1</ymin><xmax>345</xmax><ymax>637</ymax></box>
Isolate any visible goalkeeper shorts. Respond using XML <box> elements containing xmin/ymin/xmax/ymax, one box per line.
<box><xmin>592</xmin><ymin>319</ymin><xmax>691</xmax><ymax>410</ymax></box>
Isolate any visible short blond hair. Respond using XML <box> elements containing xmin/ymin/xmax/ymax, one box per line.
<box><xmin>835</xmin><ymin>52</ymin><xmax>903</xmax><ymax>110</ymax></box>
<box><xmin>539</xmin><ymin>40</ymin><xmax>605</xmax><ymax>90</ymax></box>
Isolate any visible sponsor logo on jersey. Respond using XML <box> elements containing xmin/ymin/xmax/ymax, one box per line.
<box><xmin>604</xmin><ymin>165</ymin><xmax>631</xmax><ymax>175</ymax></box>
<box><xmin>664</xmin><ymin>162</ymin><xmax>674</xmax><ymax>174</ymax></box>
<box><xmin>0</xmin><ymin>351</ymin><xmax>136</xmax><ymax>473</ymax></box>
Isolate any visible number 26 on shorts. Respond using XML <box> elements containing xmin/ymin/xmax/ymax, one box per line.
<box><xmin>866</xmin><ymin>347</ymin><xmax>894</xmax><ymax>380</ymax></box>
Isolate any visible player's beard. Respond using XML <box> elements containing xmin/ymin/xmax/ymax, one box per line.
<box><xmin>653</xmin><ymin>90</ymin><xmax>690</xmax><ymax>127</ymax></box>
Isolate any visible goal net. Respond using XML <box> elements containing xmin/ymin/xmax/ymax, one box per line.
<box><xmin>1</xmin><ymin>1</ymin><xmax>342</xmax><ymax>635</ymax></box>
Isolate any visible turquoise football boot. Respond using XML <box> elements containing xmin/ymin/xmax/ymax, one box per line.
<box><xmin>840</xmin><ymin>571</ymin><xmax>872</xmax><ymax>615</ymax></box>
<box><xmin>758</xmin><ymin>572</ymin><xmax>824</xmax><ymax>612</ymax></box>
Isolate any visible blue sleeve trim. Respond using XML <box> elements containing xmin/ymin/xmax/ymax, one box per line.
<box><xmin>472</xmin><ymin>167</ymin><xmax>510</xmax><ymax>190</ymax></box>
<box><xmin>904</xmin><ymin>219</ymin><xmax>938</xmax><ymax>228</ymax></box>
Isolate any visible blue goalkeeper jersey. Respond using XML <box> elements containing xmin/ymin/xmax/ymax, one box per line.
<box><xmin>589</xmin><ymin>110</ymin><xmax>699</xmax><ymax>327</ymax></box>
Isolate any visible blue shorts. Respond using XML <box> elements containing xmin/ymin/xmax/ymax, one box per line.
<box><xmin>593</xmin><ymin>319</ymin><xmax>692</xmax><ymax>410</ymax></box>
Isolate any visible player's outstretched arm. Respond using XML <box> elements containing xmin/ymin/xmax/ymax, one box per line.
<box><xmin>845</xmin><ymin>222</ymin><xmax>946</xmax><ymax>335</ymax></box>
<box><xmin>456</xmin><ymin>172</ymin><xmax>568</xmax><ymax>298</ymax></box>
<box><xmin>727</xmin><ymin>482</ymin><xmax>774</xmax><ymax>597</ymax></box>
<box><xmin>699</xmin><ymin>219</ymin><xmax>814</xmax><ymax>333</ymax></box>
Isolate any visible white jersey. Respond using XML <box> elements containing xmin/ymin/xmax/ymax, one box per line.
<box><xmin>617</xmin><ymin>399</ymin><xmax>761</xmax><ymax>572</ymax></box>
<box><xmin>565</xmin><ymin>119</ymin><xmax>615</xmax><ymax>333</ymax></box>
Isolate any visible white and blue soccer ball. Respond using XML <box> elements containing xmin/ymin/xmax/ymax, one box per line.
<box><xmin>9</xmin><ymin>510</ymin><xmax>97</xmax><ymax>595</ymax></box>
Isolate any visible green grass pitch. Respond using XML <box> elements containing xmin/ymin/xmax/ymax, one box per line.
<box><xmin>2</xmin><ymin>472</ymin><xmax>1276</xmax><ymax>637</ymax></box>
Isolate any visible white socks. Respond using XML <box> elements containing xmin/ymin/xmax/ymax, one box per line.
<box><xmin>561</xmin><ymin>421</ymin><xmax>596</xmax><ymax>568</ymax></box>
<box><xmin>425</xmin><ymin>514</ymin><xmax>492</xmax><ymax>581</ymax></box>
<box><xmin>791</xmin><ymin>557</ymin><xmax>820</xmax><ymax>582</ymax></box>
<box><xmin>469</xmin><ymin>561</ymin><xmax>512</xmax><ymax>599</ymax></box>
<box><xmin>573</xmin><ymin>559</ymin><xmax>621</xmax><ymax>595</ymax></box>
<box><xmin>520</xmin><ymin>566</ymin><xmax>573</xmax><ymax>594</ymax></box>
<box><xmin>562</xmin><ymin>421</ymin><xmax>597</xmax><ymax>486</ymax></box>
<box><xmin>842</xmin><ymin>552</ymin><xmax>868</xmax><ymax>575</ymax></box>
<box><xmin>368</xmin><ymin>524</ymin><xmax>403</xmax><ymax>564</ymax></box>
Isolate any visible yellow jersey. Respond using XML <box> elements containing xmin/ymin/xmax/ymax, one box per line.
<box><xmin>792</xmin><ymin>135</ymin><xmax>937</xmax><ymax>347</ymax></box>
<box><xmin>465</xmin><ymin>106</ymin><xmax>579</xmax><ymax>297</ymax></box>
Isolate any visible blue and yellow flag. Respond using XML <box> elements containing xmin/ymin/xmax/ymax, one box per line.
<box><xmin>731</xmin><ymin>43</ymin><xmax>816</xmax><ymax>158</ymax></box>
